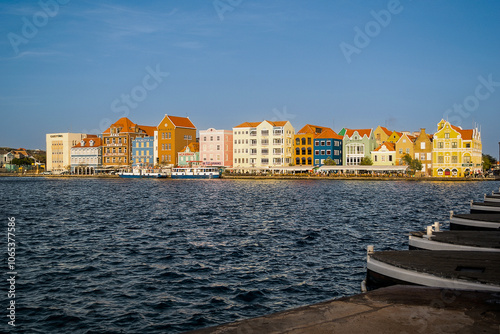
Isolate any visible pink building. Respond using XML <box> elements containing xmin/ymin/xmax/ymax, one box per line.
<box><xmin>199</xmin><ymin>128</ymin><xmax>233</xmax><ymax>167</ymax></box>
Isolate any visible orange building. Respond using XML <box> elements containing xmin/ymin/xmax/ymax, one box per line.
<box><xmin>102</xmin><ymin>117</ymin><xmax>156</xmax><ymax>167</ymax></box>
<box><xmin>294</xmin><ymin>124</ymin><xmax>332</xmax><ymax>166</ymax></box>
<box><xmin>157</xmin><ymin>115</ymin><xmax>197</xmax><ymax>166</ymax></box>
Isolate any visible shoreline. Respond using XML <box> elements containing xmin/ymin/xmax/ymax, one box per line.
<box><xmin>0</xmin><ymin>173</ymin><xmax>496</xmax><ymax>181</ymax></box>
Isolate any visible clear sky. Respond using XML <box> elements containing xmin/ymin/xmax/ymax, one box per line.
<box><xmin>1</xmin><ymin>0</ymin><xmax>499</xmax><ymax>157</ymax></box>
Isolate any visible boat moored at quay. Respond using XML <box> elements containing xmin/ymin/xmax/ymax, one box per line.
<box><xmin>118</xmin><ymin>169</ymin><xmax>168</xmax><ymax>178</ymax></box>
<box><xmin>170</xmin><ymin>167</ymin><xmax>221</xmax><ymax>179</ymax></box>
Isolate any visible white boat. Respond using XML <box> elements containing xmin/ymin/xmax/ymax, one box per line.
<box><xmin>171</xmin><ymin>167</ymin><xmax>221</xmax><ymax>179</ymax></box>
<box><xmin>118</xmin><ymin>169</ymin><xmax>168</xmax><ymax>178</ymax></box>
<box><xmin>365</xmin><ymin>247</ymin><xmax>500</xmax><ymax>292</ymax></box>
<box><xmin>409</xmin><ymin>223</ymin><xmax>500</xmax><ymax>252</ymax></box>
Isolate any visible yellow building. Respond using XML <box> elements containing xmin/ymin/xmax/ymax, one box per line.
<box><xmin>46</xmin><ymin>132</ymin><xmax>89</xmax><ymax>173</ymax></box>
<box><xmin>386</xmin><ymin>131</ymin><xmax>402</xmax><ymax>144</ymax></box>
<box><xmin>157</xmin><ymin>115</ymin><xmax>197</xmax><ymax>166</ymax></box>
<box><xmin>432</xmin><ymin>120</ymin><xmax>482</xmax><ymax>177</ymax></box>
<box><xmin>395</xmin><ymin>133</ymin><xmax>416</xmax><ymax>165</ymax></box>
<box><xmin>371</xmin><ymin>142</ymin><xmax>396</xmax><ymax>166</ymax></box>
<box><xmin>373</xmin><ymin>126</ymin><xmax>392</xmax><ymax>146</ymax></box>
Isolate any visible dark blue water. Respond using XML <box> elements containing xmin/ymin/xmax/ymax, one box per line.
<box><xmin>1</xmin><ymin>177</ymin><xmax>498</xmax><ymax>333</ymax></box>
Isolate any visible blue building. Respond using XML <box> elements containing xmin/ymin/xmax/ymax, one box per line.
<box><xmin>132</xmin><ymin>136</ymin><xmax>154</xmax><ymax>167</ymax></box>
<box><xmin>313</xmin><ymin>129</ymin><xmax>343</xmax><ymax>166</ymax></box>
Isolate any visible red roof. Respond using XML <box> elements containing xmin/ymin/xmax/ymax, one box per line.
<box><xmin>167</xmin><ymin>115</ymin><xmax>196</xmax><ymax>129</ymax></box>
<box><xmin>344</xmin><ymin>128</ymin><xmax>372</xmax><ymax>138</ymax></box>
<box><xmin>315</xmin><ymin>128</ymin><xmax>343</xmax><ymax>140</ymax></box>
<box><xmin>373</xmin><ymin>142</ymin><xmax>395</xmax><ymax>152</ymax></box>
<box><xmin>181</xmin><ymin>142</ymin><xmax>199</xmax><ymax>153</ymax></box>
<box><xmin>72</xmin><ymin>137</ymin><xmax>102</xmax><ymax>148</ymax></box>
<box><xmin>139</xmin><ymin>125</ymin><xmax>156</xmax><ymax>137</ymax></box>
<box><xmin>379</xmin><ymin>126</ymin><xmax>392</xmax><ymax>136</ymax></box>
<box><xmin>234</xmin><ymin>120</ymin><xmax>288</xmax><ymax>128</ymax></box>
<box><xmin>297</xmin><ymin>124</ymin><xmax>330</xmax><ymax>135</ymax></box>
<box><xmin>103</xmin><ymin>117</ymin><xmax>156</xmax><ymax>136</ymax></box>
<box><xmin>450</xmin><ymin>125</ymin><xmax>474</xmax><ymax>140</ymax></box>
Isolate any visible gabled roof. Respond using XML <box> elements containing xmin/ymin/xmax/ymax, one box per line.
<box><xmin>103</xmin><ymin>117</ymin><xmax>156</xmax><ymax>135</ymax></box>
<box><xmin>297</xmin><ymin>124</ymin><xmax>330</xmax><ymax>135</ymax></box>
<box><xmin>234</xmin><ymin>120</ymin><xmax>288</xmax><ymax>128</ymax></box>
<box><xmin>377</xmin><ymin>126</ymin><xmax>393</xmax><ymax>136</ymax></box>
<box><xmin>315</xmin><ymin>128</ymin><xmax>343</xmax><ymax>140</ymax></box>
<box><xmin>373</xmin><ymin>142</ymin><xmax>395</xmax><ymax>152</ymax></box>
<box><xmin>343</xmin><ymin>128</ymin><xmax>372</xmax><ymax>138</ymax></box>
<box><xmin>181</xmin><ymin>142</ymin><xmax>199</xmax><ymax>153</ymax></box>
<box><xmin>167</xmin><ymin>115</ymin><xmax>196</xmax><ymax>129</ymax></box>
<box><xmin>139</xmin><ymin>125</ymin><xmax>157</xmax><ymax>137</ymax></box>
<box><xmin>72</xmin><ymin>137</ymin><xmax>102</xmax><ymax>148</ymax></box>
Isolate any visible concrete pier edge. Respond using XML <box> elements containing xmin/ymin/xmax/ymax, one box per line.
<box><xmin>185</xmin><ymin>285</ymin><xmax>500</xmax><ymax>334</ymax></box>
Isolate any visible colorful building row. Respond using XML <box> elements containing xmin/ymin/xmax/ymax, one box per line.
<box><xmin>46</xmin><ymin>117</ymin><xmax>482</xmax><ymax>177</ymax></box>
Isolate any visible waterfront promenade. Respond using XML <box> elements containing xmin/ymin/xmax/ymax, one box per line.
<box><xmin>187</xmin><ymin>285</ymin><xmax>500</xmax><ymax>334</ymax></box>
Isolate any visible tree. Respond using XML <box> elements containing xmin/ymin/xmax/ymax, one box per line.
<box><xmin>360</xmin><ymin>157</ymin><xmax>373</xmax><ymax>165</ymax></box>
<box><xmin>483</xmin><ymin>154</ymin><xmax>497</xmax><ymax>171</ymax></box>
<box><xmin>11</xmin><ymin>157</ymin><xmax>34</xmax><ymax>166</ymax></box>
<box><xmin>401</xmin><ymin>154</ymin><xmax>423</xmax><ymax>175</ymax></box>
<box><xmin>324</xmin><ymin>157</ymin><xmax>336</xmax><ymax>166</ymax></box>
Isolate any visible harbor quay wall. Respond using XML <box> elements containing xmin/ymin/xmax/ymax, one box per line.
<box><xmin>185</xmin><ymin>285</ymin><xmax>500</xmax><ymax>334</ymax></box>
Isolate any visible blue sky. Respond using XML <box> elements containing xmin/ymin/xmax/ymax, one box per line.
<box><xmin>1</xmin><ymin>0</ymin><xmax>499</xmax><ymax>157</ymax></box>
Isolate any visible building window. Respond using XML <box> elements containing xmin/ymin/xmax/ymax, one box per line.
<box><xmin>315</xmin><ymin>150</ymin><xmax>319</xmax><ymax>155</ymax></box>
<box><xmin>451</xmin><ymin>142</ymin><xmax>457</xmax><ymax>148</ymax></box>
<box><xmin>451</xmin><ymin>156</ymin><xmax>458</xmax><ymax>163</ymax></box>
<box><xmin>295</xmin><ymin>138</ymin><xmax>300</xmax><ymax>145</ymax></box>
<box><xmin>437</xmin><ymin>142</ymin><xmax>444</xmax><ymax>149</ymax></box>
<box><xmin>438</xmin><ymin>156</ymin><xmax>444</xmax><ymax>163</ymax></box>
<box><xmin>307</xmin><ymin>138</ymin><xmax>311</xmax><ymax>145</ymax></box>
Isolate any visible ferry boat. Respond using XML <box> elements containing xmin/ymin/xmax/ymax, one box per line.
<box><xmin>171</xmin><ymin>167</ymin><xmax>221</xmax><ymax>179</ymax></box>
<box><xmin>409</xmin><ymin>224</ymin><xmax>500</xmax><ymax>252</ymax></box>
<box><xmin>449</xmin><ymin>211</ymin><xmax>500</xmax><ymax>231</ymax></box>
<box><xmin>364</xmin><ymin>247</ymin><xmax>500</xmax><ymax>292</ymax></box>
<box><xmin>118</xmin><ymin>169</ymin><xmax>168</xmax><ymax>179</ymax></box>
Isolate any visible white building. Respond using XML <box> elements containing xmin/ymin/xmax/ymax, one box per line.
<box><xmin>232</xmin><ymin>120</ymin><xmax>294</xmax><ymax>171</ymax></box>
<box><xmin>46</xmin><ymin>133</ymin><xmax>89</xmax><ymax>173</ymax></box>
<box><xmin>70</xmin><ymin>136</ymin><xmax>102</xmax><ymax>175</ymax></box>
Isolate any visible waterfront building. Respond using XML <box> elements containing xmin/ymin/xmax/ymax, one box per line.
<box><xmin>294</xmin><ymin>124</ymin><xmax>330</xmax><ymax>166</ymax></box>
<box><xmin>157</xmin><ymin>115</ymin><xmax>197</xmax><ymax>166</ymax></box>
<box><xmin>395</xmin><ymin>133</ymin><xmax>416</xmax><ymax>165</ymax></box>
<box><xmin>432</xmin><ymin>119</ymin><xmax>482</xmax><ymax>177</ymax></box>
<box><xmin>339</xmin><ymin>128</ymin><xmax>376</xmax><ymax>165</ymax></box>
<box><xmin>371</xmin><ymin>142</ymin><xmax>396</xmax><ymax>166</ymax></box>
<box><xmin>233</xmin><ymin>120</ymin><xmax>294</xmax><ymax>170</ymax></box>
<box><xmin>0</xmin><ymin>150</ymin><xmax>14</xmax><ymax>167</ymax></box>
<box><xmin>313</xmin><ymin>128</ymin><xmax>343</xmax><ymax>166</ymax></box>
<box><xmin>386</xmin><ymin>131</ymin><xmax>403</xmax><ymax>144</ymax></box>
<box><xmin>373</xmin><ymin>126</ymin><xmax>393</xmax><ymax>146</ymax></box>
<box><xmin>413</xmin><ymin>128</ymin><xmax>433</xmax><ymax>176</ymax></box>
<box><xmin>70</xmin><ymin>136</ymin><xmax>102</xmax><ymax>175</ymax></box>
<box><xmin>46</xmin><ymin>132</ymin><xmax>89</xmax><ymax>173</ymax></box>
<box><xmin>132</xmin><ymin>136</ymin><xmax>154</xmax><ymax>168</ymax></box>
<box><xmin>102</xmin><ymin>117</ymin><xmax>156</xmax><ymax>168</ymax></box>
<box><xmin>178</xmin><ymin>143</ymin><xmax>200</xmax><ymax>166</ymax></box>
<box><xmin>199</xmin><ymin>128</ymin><xmax>233</xmax><ymax>167</ymax></box>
